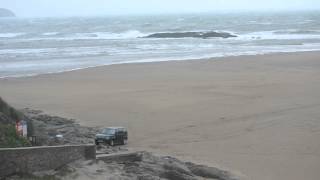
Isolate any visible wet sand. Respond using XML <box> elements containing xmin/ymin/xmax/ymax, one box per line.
<box><xmin>1</xmin><ymin>51</ymin><xmax>320</xmax><ymax>180</ymax></box>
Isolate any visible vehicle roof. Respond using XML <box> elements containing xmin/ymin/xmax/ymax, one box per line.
<box><xmin>104</xmin><ymin>127</ymin><xmax>126</xmax><ymax>129</ymax></box>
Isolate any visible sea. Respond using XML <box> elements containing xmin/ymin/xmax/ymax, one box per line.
<box><xmin>1</xmin><ymin>11</ymin><xmax>320</xmax><ymax>78</ymax></box>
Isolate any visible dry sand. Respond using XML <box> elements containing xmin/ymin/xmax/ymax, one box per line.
<box><xmin>1</xmin><ymin>51</ymin><xmax>320</xmax><ymax>180</ymax></box>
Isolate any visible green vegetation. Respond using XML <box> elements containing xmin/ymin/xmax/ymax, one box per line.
<box><xmin>0</xmin><ymin>124</ymin><xmax>31</xmax><ymax>148</ymax></box>
<box><xmin>0</xmin><ymin>97</ymin><xmax>32</xmax><ymax>148</ymax></box>
<box><xmin>0</xmin><ymin>97</ymin><xmax>24</xmax><ymax>123</ymax></box>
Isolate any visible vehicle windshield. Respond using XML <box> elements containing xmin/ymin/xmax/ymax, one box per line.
<box><xmin>101</xmin><ymin>128</ymin><xmax>115</xmax><ymax>135</ymax></box>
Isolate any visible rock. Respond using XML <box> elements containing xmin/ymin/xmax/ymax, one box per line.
<box><xmin>22</xmin><ymin>108</ymin><xmax>100</xmax><ymax>146</ymax></box>
<box><xmin>78</xmin><ymin>151</ymin><xmax>240</xmax><ymax>180</ymax></box>
<box><xmin>201</xmin><ymin>31</ymin><xmax>236</xmax><ymax>39</ymax></box>
<box><xmin>5</xmin><ymin>107</ymin><xmax>242</xmax><ymax>180</ymax></box>
<box><xmin>161</xmin><ymin>170</ymin><xmax>197</xmax><ymax>180</ymax></box>
<box><xmin>0</xmin><ymin>8</ymin><xmax>15</xmax><ymax>17</ymax></box>
<box><xmin>186</xmin><ymin>162</ymin><xmax>238</xmax><ymax>180</ymax></box>
<box><xmin>143</xmin><ymin>31</ymin><xmax>237</xmax><ymax>39</ymax></box>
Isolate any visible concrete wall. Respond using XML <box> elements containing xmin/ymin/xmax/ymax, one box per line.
<box><xmin>0</xmin><ymin>144</ymin><xmax>96</xmax><ymax>177</ymax></box>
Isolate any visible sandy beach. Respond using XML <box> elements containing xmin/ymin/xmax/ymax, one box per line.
<box><xmin>1</xmin><ymin>51</ymin><xmax>320</xmax><ymax>180</ymax></box>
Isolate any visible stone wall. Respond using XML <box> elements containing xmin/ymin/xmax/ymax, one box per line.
<box><xmin>0</xmin><ymin>144</ymin><xmax>96</xmax><ymax>177</ymax></box>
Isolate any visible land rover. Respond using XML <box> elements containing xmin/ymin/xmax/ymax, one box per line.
<box><xmin>95</xmin><ymin>127</ymin><xmax>128</xmax><ymax>146</ymax></box>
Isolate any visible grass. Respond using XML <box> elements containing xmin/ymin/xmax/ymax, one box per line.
<box><xmin>0</xmin><ymin>123</ymin><xmax>31</xmax><ymax>148</ymax></box>
<box><xmin>0</xmin><ymin>97</ymin><xmax>23</xmax><ymax>123</ymax></box>
<box><xmin>0</xmin><ymin>97</ymin><xmax>32</xmax><ymax>148</ymax></box>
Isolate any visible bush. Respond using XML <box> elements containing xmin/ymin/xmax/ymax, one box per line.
<box><xmin>0</xmin><ymin>124</ymin><xmax>31</xmax><ymax>148</ymax></box>
<box><xmin>0</xmin><ymin>97</ymin><xmax>34</xmax><ymax>147</ymax></box>
<box><xmin>0</xmin><ymin>97</ymin><xmax>24</xmax><ymax>123</ymax></box>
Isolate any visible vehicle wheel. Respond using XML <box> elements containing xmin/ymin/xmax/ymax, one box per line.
<box><xmin>110</xmin><ymin>140</ymin><xmax>114</xmax><ymax>146</ymax></box>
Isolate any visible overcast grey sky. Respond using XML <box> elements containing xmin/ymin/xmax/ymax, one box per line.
<box><xmin>2</xmin><ymin>0</ymin><xmax>320</xmax><ymax>17</ymax></box>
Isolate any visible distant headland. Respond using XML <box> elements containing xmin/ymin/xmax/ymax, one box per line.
<box><xmin>0</xmin><ymin>8</ymin><xmax>15</xmax><ymax>17</ymax></box>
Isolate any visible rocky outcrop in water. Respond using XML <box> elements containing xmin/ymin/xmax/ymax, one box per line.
<box><xmin>143</xmin><ymin>31</ymin><xmax>237</xmax><ymax>39</ymax></box>
<box><xmin>0</xmin><ymin>8</ymin><xmax>15</xmax><ymax>17</ymax></box>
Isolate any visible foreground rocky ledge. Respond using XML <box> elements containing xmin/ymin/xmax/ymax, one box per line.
<box><xmin>4</xmin><ymin>109</ymin><xmax>241</xmax><ymax>180</ymax></box>
<box><xmin>7</xmin><ymin>151</ymin><xmax>240</xmax><ymax>180</ymax></box>
<box><xmin>94</xmin><ymin>151</ymin><xmax>239</xmax><ymax>180</ymax></box>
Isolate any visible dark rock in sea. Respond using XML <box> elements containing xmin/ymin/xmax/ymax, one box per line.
<box><xmin>0</xmin><ymin>8</ymin><xmax>15</xmax><ymax>17</ymax></box>
<box><xmin>143</xmin><ymin>31</ymin><xmax>237</xmax><ymax>39</ymax></box>
<box><xmin>200</xmin><ymin>31</ymin><xmax>236</xmax><ymax>39</ymax></box>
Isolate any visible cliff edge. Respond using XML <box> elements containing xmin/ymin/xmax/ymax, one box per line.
<box><xmin>0</xmin><ymin>8</ymin><xmax>15</xmax><ymax>17</ymax></box>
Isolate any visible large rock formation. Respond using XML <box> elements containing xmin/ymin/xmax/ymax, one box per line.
<box><xmin>94</xmin><ymin>151</ymin><xmax>240</xmax><ymax>180</ymax></box>
<box><xmin>7</xmin><ymin>151</ymin><xmax>240</xmax><ymax>180</ymax></box>
<box><xmin>143</xmin><ymin>31</ymin><xmax>237</xmax><ymax>39</ymax></box>
<box><xmin>22</xmin><ymin>108</ymin><xmax>100</xmax><ymax>146</ymax></box>
<box><xmin>0</xmin><ymin>8</ymin><xmax>15</xmax><ymax>17</ymax></box>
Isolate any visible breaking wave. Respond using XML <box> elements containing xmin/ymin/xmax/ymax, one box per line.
<box><xmin>0</xmin><ymin>32</ymin><xmax>25</xmax><ymax>38</ymax></box>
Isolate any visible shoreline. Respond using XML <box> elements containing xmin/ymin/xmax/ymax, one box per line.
<box><xmin>1</xmin><ymin>50</ymin><xmax>320</xmax><ymax>80</ymax></box>
<box><xmin>1</xmin><ymin>51</ymin><xmax>320</xmax><ymax>180</ymax></box>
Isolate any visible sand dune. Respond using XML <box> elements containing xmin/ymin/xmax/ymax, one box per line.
<box><xmin>1</xmin><ymin>52</ymin><xmax>320</xmax><ymax>180</ymax></box>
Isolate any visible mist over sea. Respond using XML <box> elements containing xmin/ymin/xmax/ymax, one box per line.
<box><xmin>1</xmin><ymin>11</ymin><xmax>320</xmax><ymax>78</ymax></box>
